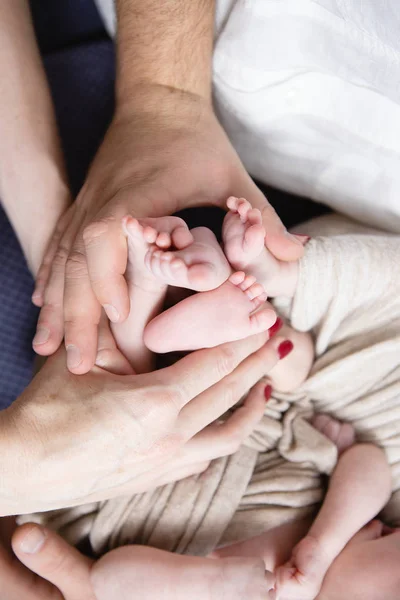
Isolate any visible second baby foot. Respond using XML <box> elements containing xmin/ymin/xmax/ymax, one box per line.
<box><xmin>223</xmin><ymin>197</ymin><xmax>298</xmax><ymax>297</ymax></box>
<box><xmin>111</xmin><ymin>215</ymin><xmax>193</xmax><ymax>373</ymax></box>
<box><xmin>145</xmin><ymin>227</ymin><xmax>231</xmax><ymax>291</ymax></box>
<box><xmin>144</xmin><ymin>272</ymin><xmax>276</xmax><ymax>352</ymax></box>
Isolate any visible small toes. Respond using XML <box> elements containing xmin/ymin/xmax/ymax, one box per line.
<box><xmin>239</xmin><ymin>274</ymin><xmax>257</xmax><ymax>291</ymax></box>
<box><xmin>170</xmin><ymin>258</ymin><xmax>185</xmax><ymax>271</ymax></box>
<box><xmin>226</xmin><ymin>196</ymin><xmax>240</xmax><ymax>211</ymax></box>
<box><xmin>237</xmin><ymin>198</ymin><xmax>252</xmax><ymax>221</ymax></box>
<box><xmin>142</xmin><ymin>225</ymin><xmax>158</xmax><ymax>244</ymax></box>
<box><xmin>247</xmin><ymin>208</ymin><xmax>263</xmax><ymax>225</ymax></box>
<box><xmin>123</xmin><ymin>216</ymin><xmax>143</xmax><ymax>238</ymax></box>
<box><xmin>245</xmin><ymin>282</ymin><xmax>265</xmax><ymax>300</ymax></box>
<box><xmin>156</xmin><ymin>231</ymin><xmax>171</xmax><ymax>248</ymax></box>
<box><xmin>172</xmin><ymin>226</ymin><xmax>193</xmax><ymax>249</ymax></box>
<box><xmin>229</xmin><ymin>271</ymin><xmax>246</xmax><ymax>285</ymax></box>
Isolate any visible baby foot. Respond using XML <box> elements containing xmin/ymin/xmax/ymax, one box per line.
<box><xmin>111</xmin><ymin>215</ymin><xmax>193</xmax><ymax>373</ymax></box>
<box><xmin>275</xmin><ymin>535</ymin><xmax>332</xmax><ymax>600</ymax></box>
<box><xmin>92</xmin><ymin>546</ymin><xmax>275</xmax><ymax>600</ymax></box>
<box><xmin>123</xmin><ymin>215</ymin><xmax>194</xmax><ymax>291</ymax></box>
<box><xmin>223</xmin><ymin>197</ymin><xmax>298</xmax><ymax>297</ymax></box>
<box><xmin>145</xmin><ymin>227</ymin><xmax>231</xmax><ymax>291</ymax></box>
<box><xmin>144</xmin><ymin>271</ymin><xmax>275</xmax><ymax>353</ymax></box>
<box><xmin>311</xmin><ymin>414</ymin><xmax>356</xmax><ymax>456</ymax></box>
<box><xmin>265</xmin><ymin>320</ymin><xmax>314</xmax><ymax>393</ymax></box>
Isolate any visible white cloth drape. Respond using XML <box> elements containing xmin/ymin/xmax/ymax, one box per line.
<box><xmin>94</xmin><ymin>0</ymin><xmax>400</xmax><ymax>231</ymax></box>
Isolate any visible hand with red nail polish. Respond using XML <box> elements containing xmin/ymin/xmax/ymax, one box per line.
<box><xmin>278</xmin><ymin>340</ymin><xmax>294</xmax><ymax>360</ymax></box>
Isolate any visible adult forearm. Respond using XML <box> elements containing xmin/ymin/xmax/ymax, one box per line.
<box><xmin>115</xmin><ymin>0</ymin><xmax>215</xmax><ymax>107</ymax></box>
<box><xmin>0</xmin><ymin>0</ymin><xmax>70</xmax><ymax>275</ymax></box>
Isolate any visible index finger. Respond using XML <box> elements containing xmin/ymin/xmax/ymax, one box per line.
<box><xmin>160</xmin><ymin>328</ymin><xmax>272</xmax><ymax>406</ymax></box>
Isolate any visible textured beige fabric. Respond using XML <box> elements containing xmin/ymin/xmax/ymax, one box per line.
<box><xmin>21</xmin><ymin>214</ymin><xmax>400</xmax><ymax>556</ymax></box>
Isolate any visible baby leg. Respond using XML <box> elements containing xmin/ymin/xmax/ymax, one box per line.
<box><xmin>276</xmin><ymin>419</ymin><xmax>392</xmax><ymax>600</ymax></box>
<box><xmin>112</xmin><ymin>215</ymin><xmax>193</xmax><ymax>373</ymax></box>
<box><xmin>223</xmin><ymin>197</ymin><xmax>298</xmax><ymax>297</ymax></box>
<box><xmin>144</xmin><ymin>271</ymin><xmax>276</xmax><ymax>353</ymax></box>
<box><xmin>91</xmin><ymin>545</ymin><xmax>275</xmax><ymax>600</ymax></box>
<box><xmin>145</xmin><ymin>226</ymin><xmax>231</xmax><ymax>291</ymax></box>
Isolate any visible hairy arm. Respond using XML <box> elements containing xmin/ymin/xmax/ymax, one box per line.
<box><xmin>116</xmin><ymin>0</ymin><xmax>215</xmax><ymax>107</ymax></box>
<box><xmin>0</xmin><ymin>0</ymin><xmax>70</xmax><ymax>275</ymax></box>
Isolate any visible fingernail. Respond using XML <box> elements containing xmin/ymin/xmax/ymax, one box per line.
<box><xmin>67</xmin><ymin>344</ymin><xmax>82</xmax><ymax>369</ymax></box>
<box><xmin>264</xmin><ymin>384</ymin><xmax>272</xmax><ymax>401</ymax></box>
<box><xmin>103</xmin><ymin>304</ymin><xmax>120</xmax><ymax>323</ymax></box>
<box><xmin>278</xmin><ymin>340</ymin><xmax>294</xmax><ymax>360</ymax></box>
<box><xmin>32</xmin><ymin>326</ymin><xmax>50</xmax><ymax>346</ymax></box>
<box><xmin>31</xmin><ymin>290</ymin><xmax>42</xmax><ymax>304</ymax></box>
<box><xmin>20</xmin><ymin>526</ymin><xmax>46</xmax><ymax>554</ymax></box>
<box><xmin>268</xmin><ymin>317</ymin><xmax>283</xmax><ymax>338</ymax></box>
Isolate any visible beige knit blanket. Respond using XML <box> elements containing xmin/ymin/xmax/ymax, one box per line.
<box><xmin>21</xmin><ymin>214</ymin><xmax>400</xmax><ymax>557</ymax></box>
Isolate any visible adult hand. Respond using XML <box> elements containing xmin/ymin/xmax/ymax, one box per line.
<box><xmin>0</xmin><ymin>520</ymin><xmax>95</xmax><ymax>600</ymax></box>
<box><xmin>32</xmin><ymin>87</ymin><xmax>304</xmax><ymax>373</ymax></box>
<box><xmin>7</xmin><ymin>521</ymin><xmax>276</xmax><ymax>600</ymax></box>
<box><xmin>1</xmin><ymin>324</ymin><xmax>286</xmax><ymax>515</ymax></box>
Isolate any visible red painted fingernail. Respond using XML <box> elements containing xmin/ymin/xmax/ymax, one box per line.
<box><xmin>278</xmin><ymin>340</ymin><xmax>294</xmax><ymax>359</ymax></box>
<box><xmin>268</xmin><ymin>317</ymin><xmax>283</xmax><ymax>337</ymax></box>
<box><xmin>264</xmin><ymin>384</ymin><xmax>272</xmax><ymax>401</ymax></box>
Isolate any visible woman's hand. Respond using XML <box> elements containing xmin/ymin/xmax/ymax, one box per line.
<box><xmin>32</xmin><ymin>88</ymin><xmax>304</xmax><ymax>373</ymax></box>
<box><xmin>1</xmin><ymin>321</ymin><xmax>286</xmax><ymax>515</ymax></box>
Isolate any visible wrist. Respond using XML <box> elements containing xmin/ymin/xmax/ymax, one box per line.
<box><xmin>115</xmin><ymin>81</ymin><xmax>213</xmax><ymax>127</ymax></box>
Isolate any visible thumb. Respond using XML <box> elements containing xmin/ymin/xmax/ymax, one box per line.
<box><xmin>12</xmin><ymin>524</ymin><xmax>95</xmax><ymax>600</ymax></box>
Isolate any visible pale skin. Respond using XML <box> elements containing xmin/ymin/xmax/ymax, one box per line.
<box><xmin>0</xmin><ymin>0</ymin><xmax>70</xmax><ymax>274</ymax></box>
<box><xmin>29</xmin><ymin>0</ymin><xmax>304</xmax><ymax>375</ymax></box>
<box><xmin>0</xmin><ymin>4</ymin><xmax>293</xmax><ymax>520</ymax></box>
<box><xmin>0</xmin><ymin>234</ymin><xmax>395</xmax><ymax>598</ymax></box>
<box><xmin>3</xmin><ymin>416</ymin><xmax>397</xmax><ymax>600</ymax></box>
<box><xmin>110</xmin><ymin>197</ymin><xmax>301</xmax><ymax>374</ymax></box>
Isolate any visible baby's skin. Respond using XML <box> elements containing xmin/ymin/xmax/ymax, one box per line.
<box><xmin>91</xmin><ymin>416</ymin><xmax>396</xmax><ymax>600</ymax></box>
<box><xmin>112</xmin><ymin>197</ymin><xmax>300</xmax><ymax>373</ymax></box>
<box><xmin>106</xmin><ymin>198</ymin><xmax>395</xmax><ymax>599</ymax></box>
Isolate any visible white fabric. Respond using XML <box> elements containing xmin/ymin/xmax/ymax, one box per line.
<box><xmin>94</xmin><ymin>0</ymin><xmax>400</xmax><ymax>231</ymax></box>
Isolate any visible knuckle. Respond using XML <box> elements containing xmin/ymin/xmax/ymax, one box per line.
<box><xmin>52</xmin><ymin>244</ymin><xmax>70</xmax><ymax>270</ymax></box>
<box><xmin>162</xmin><ymin>385</ymin><xmax>183</xmax><ymax>415</ymax></box>
<box><xmin>215</xmin><ymin>345</ymin><xmax>238</xmax><ymax>378</ymax></box>
<box><xmin>83</xmin><ymin>218</ymin><xmax>115</xmax><ymax>245</ymax></box>
<box><xmin>66</xmin><ymin>251</ymin><xmax>88</xmax><ymax>279</ymax></box>
<box><xmin>44</xmin><ymin>543</ymin><xmax>70</xmax><ymax>576</ymax></box>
